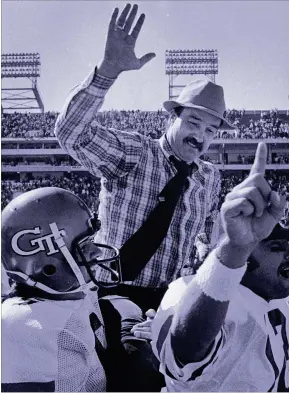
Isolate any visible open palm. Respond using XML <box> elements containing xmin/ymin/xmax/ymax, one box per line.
<box><xmin>103</xmin><ymin>4</ymin><xmax>156</xmax><ymax>74</ymax></box>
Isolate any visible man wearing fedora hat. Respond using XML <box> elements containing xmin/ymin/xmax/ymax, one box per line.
<box><xmin>55</xmin><ymin>3</ymin><xmax>234</xmax><ymax>312</ymax></box>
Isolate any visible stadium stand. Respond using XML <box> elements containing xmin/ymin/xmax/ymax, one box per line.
<box><xmin>1</xmin><ymin>110</ymin><xmax>289</xmax><ymax>227</ymax></box>
<box><xmin>2</xmin><ymin>109</ymin><xmax>289</xmax><ymax>139</ymax></box>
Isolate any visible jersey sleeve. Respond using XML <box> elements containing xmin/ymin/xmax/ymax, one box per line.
<box><xmin>56</xmin><ymin>309</ymin><xmax>106</xmax><ymax>392</ymax></box>
<box><xmin>151</xmin><ymin>276</ymin><xmax>226</xmax><ymax>383</ymax></box>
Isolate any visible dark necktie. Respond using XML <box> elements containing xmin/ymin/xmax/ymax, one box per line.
<box><xmin>119</xmin><ymin>156</ymin><xmax>194</xmax><ymax>281</ymax></box>
<box><xmin>267</xmin><ymin>308</ymin><xmax>289</xmax><ymax>392</ymax></box>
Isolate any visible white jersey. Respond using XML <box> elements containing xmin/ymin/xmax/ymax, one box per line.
<box><xmin>2</xmin><ymin>291</ymin><xmax>107</xmax><ymax>392</ymax></box>
<box><xmin>152</xmin><ymin>276</ymin><xmax>289</xmax><ymax>392</ymax></box>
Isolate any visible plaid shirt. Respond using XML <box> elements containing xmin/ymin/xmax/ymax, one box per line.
<box><xmin>55</xmin><ymin>69</ymin><xmax>220</xmax><ymax>288</ymax></box>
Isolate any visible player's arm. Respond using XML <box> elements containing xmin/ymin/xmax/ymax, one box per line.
<box><xmin>164</xmin><ymin>143</ymin><xmax>285</xmax><ymax>365</ymax></box>
<box><xmin>55</xmin><ymin>4</ymin><xmax>155</xmax><ymax>179</ymax></box>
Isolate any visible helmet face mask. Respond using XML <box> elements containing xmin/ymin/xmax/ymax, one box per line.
<box><xmin>2</xmin><ymin>187</ymin><xmax>121</xmax><ymax>298</ymax></box>
<box><xmin>75</xmin><ymin>236</ymin><xmax>122</xmax><ymax>288</ymax></box>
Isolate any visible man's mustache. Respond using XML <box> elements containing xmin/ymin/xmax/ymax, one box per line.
<box><xmin>185</xmin><ymin>136</ymin><xmax>203</xmax><ymax>151</ymax></box>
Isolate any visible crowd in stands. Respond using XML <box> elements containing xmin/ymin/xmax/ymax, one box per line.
<box><xmin>2</xmin><ymin>157</ymin><xmax>82</xmax><ymax>167</ymax></box>
<box><xmin>1</xmin><ymin>174</ymin><xmax>101</xmax><ymax>212</ymax></box>
<box><xmin>2</xmin><ymin>171</ymin><xmax>289</xmax><ymax>227</ymax></box>
<box><xmin>1</xmin><ymin>109</ymin><xmax>289</xmax><ymax>225</ymax></box>
<box><xmin>272</xmin><ymin>153</ymin><xmax>289</xmax><ymax>164</ymax></box>
<box><xmin>219</xmin><ymin>109</ymin><xmax>289</xmax><ymax>139</ymax></box>
<box><xmin>1</xmin><ymin>112</ymin><xmax>58</xmax><ymax>138</ymax></box>
<box><xmin>3</xmin><ymin>152</ymin><xmax>289</xmax><ymax>168</ymax></box>
<box><xmin>2</xmin><ymin>109</ymin><xmax>289</xmax><ymax>140</ymax></box>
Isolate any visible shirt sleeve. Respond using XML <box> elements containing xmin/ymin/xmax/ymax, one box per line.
<box><xmin>195</xmin><ymin>168</ymin><xmax>221</xmax><ymax>249</ymax></box>
<box><xmin>99</xmin><ymin>295</ymin><xmax>144</xmax><ymax>345</ymax></box>
<box><xmin>54</xmin><ymin>69</ymin><xmax>145</xmax><ymax>179</ymax></box>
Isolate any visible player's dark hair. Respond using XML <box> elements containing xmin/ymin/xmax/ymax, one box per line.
<box><xmin>166</xmin><ymin>106</ymin><xmax>185</xmax><ymax>131</ymax></box>
<box><xmin>173</xmin><ymin>106</ymin><xmax>184</xmax><ymax>117</ymax></box>
<box><xmin>1</xmin><ymin>282</ymin><xmax>45</xmax><ymax>303</ymax></box>
<box><xmin>246</xmin><ymin>254</ymin><xmax>260</xmax><ymax>272</ymax></box>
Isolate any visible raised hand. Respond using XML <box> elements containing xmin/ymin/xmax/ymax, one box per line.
<box><xmin>99</xmin><ymin>4</ymin><xmax>156</xmax><ymax>78</ymax></box>
<box><xmin>221</xmin><ymin>142</ymin><xmax>285</xmax><ymax>246</ymax></box>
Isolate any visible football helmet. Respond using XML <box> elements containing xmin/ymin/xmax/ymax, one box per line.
<box><xmin>1</xmin><ymin>187</ymin><xmax>122</xmax><ymax>297</ymax></box>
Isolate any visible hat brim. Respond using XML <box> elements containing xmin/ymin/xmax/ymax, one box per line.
<box><xmin>163</xmin><ymin>100</ymin><xmax>236</xmax><ymax>131</ymax></box>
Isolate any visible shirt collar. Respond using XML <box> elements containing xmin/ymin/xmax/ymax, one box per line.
<box><xmin>237</xmin><ymin>285</ymin><xmax>289</xmax><ymax>330</ymax></box>
<box><xmin>159</xmin><ymin>134</ymin><xmax>200</xmax><ymax>169</ymax></box>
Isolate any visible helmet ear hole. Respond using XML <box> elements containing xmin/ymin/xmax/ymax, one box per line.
<box><xmin>43</xmin><ymin>265</ymin><xmax>57</xmax><ymax>276</ymax></box>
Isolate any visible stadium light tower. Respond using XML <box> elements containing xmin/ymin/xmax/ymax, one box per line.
<box><xmin>165</xmin><ymin>49</ymin><xmax>219</xmax><ymax>100</ymax></box>
<box><xmin>1</xmin><ymin>53</ymin><xmax>44</xmax><ymax>113</ymax></box>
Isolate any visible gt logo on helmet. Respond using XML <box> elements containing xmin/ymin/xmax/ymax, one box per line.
<box><xmin>11</xmin><ymin>225</ymin><xmax>66</xmax><ymax>257</ymax></box>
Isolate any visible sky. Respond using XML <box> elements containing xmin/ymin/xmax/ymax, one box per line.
<box><xmin>2</xmin><ymin>0</ymin><xmax>289</xmax><ymax>112</ymax></box>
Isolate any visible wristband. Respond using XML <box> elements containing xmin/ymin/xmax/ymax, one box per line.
<box><xmin>194</xmin><ymin>249</ymin><xmax>247</xmax><ymax>302</ymax></box>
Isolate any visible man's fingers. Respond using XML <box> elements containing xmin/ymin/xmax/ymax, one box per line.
<box><xmin>123</xmin><ymin>4</ymin><xmax>138</xmax><ymax>33</ymax></box>
<box><xmin>108</xmin><ymin>8</ymin><xmax>119</xmax><ymax>31</ymax></box>
<box><xmin>250</xmin><ymin>142</ymin><xmax>267</xmax><ymax>177</ymax></box>
<box><xmin>145</xmin><ymin>309</ymin><xmax>156</xmax><ymax>319</ymax></box>
<box><xmin>138</xmin><ymin>52</ymin><xmax>156</xmax><ymax>68</ymax></box>
<box><xmin>130</xmin><ymin>13</ymin><xmax>145</xmax><ymax>40</ymax></box>
<box><xmin>225</xmin><ymin>186</ymin><xmax>266</xmax><ymax>217</ymax></box>
<box><xmin>232</xmin><ymin>173</ymin><xmax>271</xmax><ymax>202</ymax></box>
<box><xmin>268</xmin><ymin>191</ymin><xmax>286</xmax><ymax>222</ymax></box>
<box><xmin>131</xmin><ymin>326</ymin><xmax>151</xmax><ymax>333</ymax></box>
<box><xmin>222</xmin><ymin>198</ymin><xmax>255</xmax><ymax>218</ymax></box>
<box><xmin>131</xmin><ymin>320</ymin><xmax>152</xmax><ymax>330</ymax></box>
<box><xmin>133</xmin><ymin>330</ymin><xmax>152</xmax><ymax>340</ymax></box>
<box><xmin>117</xmin><ymin>3</ymin><xmax>131</xmax><ymax>27</ymax></box>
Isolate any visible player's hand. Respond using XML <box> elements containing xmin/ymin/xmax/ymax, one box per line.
<box><xmin>99</xmin><ymin>4</ymin><xmax>156</xmax><ymax>78</ymax></box>
<box><xmin>131</xmin><ymin>309</ymin><xmax>156</xmax><ymax>341</ymax></box>
<box><xmin>221</xmin><ymin>142</ymin><xmax>285</xmax><ymax>246</ymax></box>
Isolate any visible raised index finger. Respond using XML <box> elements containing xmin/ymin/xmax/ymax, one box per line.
<box><xmin>249</xmin><ymin>142</ymin><xmax>267</xmax><ymax>177</ymax></box>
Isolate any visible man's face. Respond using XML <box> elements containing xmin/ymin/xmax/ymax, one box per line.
<box><xmin>166</xmin><ymin>107</ymin><xmax>221</xmax><ymax>163</ymax></box>
<box><xmin>246</xmin><ymin>238</ymin><xmax>289</xmax><ymax>300</ymax></box>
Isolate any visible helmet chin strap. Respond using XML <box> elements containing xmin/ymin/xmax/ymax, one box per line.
<box><xmin>5</xmin><ymin>269</ymin><xmax>93</xmax><ymax>295</ymax></box>
<box><xmin>49</xmin><ymin>222</ymin><xmax>87</xmax><ymax>287</ymax></box>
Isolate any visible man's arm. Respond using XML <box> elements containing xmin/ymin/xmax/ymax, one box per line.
<box><xmin>55</xmin><ymin>72</ymin><xmax>145</xmax><ymax>179</ymax></box>
<box><xmin>55</xmin><ymin>4</ymin><xmax>156</xmax><ymax>179</ymax></box>
<box><xmin>155</xmin><ymin>142</ymin><xmax>285</xmax><ymax>367</ymax></box>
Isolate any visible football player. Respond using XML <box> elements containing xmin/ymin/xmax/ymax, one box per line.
<box><xmin>151</xmin><ymin>142</ymin><xmax>289</xmax><ymax>391</ymax></box>
<box><xmin>1</xmin><ymin>187</ymin><xmax>162</xmax><ymax>392</ymax></box>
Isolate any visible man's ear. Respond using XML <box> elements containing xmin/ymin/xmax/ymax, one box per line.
<box><xmin>167</xmin><ymin>110</ymin><xmax>177</xmax><ymax>128</ymax></box>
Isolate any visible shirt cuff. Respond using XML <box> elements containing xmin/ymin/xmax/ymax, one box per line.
<box><xmin>76</xmin><ymin>66</ymin><xmax>116</xmax><ymax>97</ymax></box>
<box><xmin>91</xmin><ymin>66</ymin><xmax>116</xmax><ymax>89</ymax></box>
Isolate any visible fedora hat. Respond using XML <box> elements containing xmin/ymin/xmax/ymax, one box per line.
<box><xmin>163</xmin><ymin>79</ymin><xmax>235</xmax><ymax>131</ymax></box>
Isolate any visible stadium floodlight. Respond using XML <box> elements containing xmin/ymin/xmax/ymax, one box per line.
<box><xmin>165</xmin><ymin>49</ymin><xmax>219</xmax><ymax>100</ymax></box>
<box><xmin>1</xmin><ymin>53</ymin><xmax>44</xmax><ymax>113</ymax></box>
<box><xmin>165</xmin><ymin>49</ymin><xmax>218</xmax><ymax>76</ymax></box>
<box><xmin>1</xmin><ymin>53</ymin><xmax>41</xmax><ymax>78</ymax></box>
